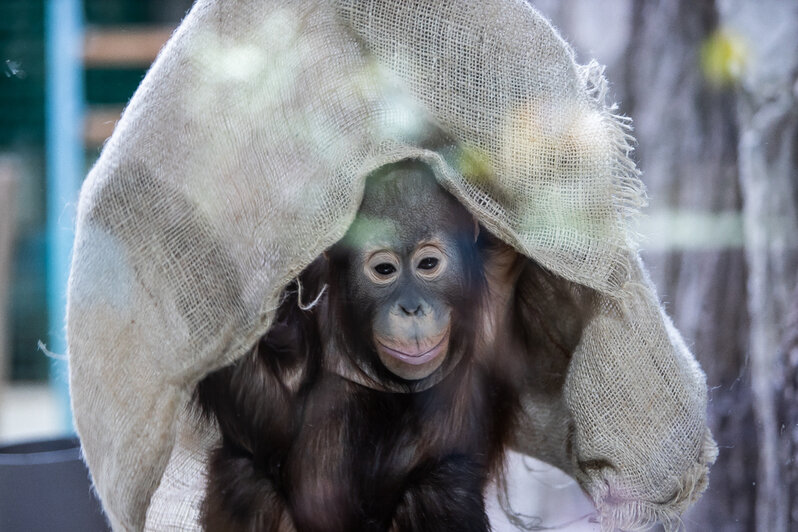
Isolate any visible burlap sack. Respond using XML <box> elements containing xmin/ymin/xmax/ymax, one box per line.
<box><xmin>67</xmin><ymin>1</ymin><xmax>717</xmax><ymax>530</ymax></box>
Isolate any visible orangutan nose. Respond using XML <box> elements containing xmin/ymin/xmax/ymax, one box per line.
<box><xmin>399</xmin><ymin>302</ymin><xmax>423</xmax><ymax>316</ymax></box>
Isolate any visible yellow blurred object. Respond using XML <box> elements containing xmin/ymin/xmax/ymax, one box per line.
<box><xmin>701</xmin><ymin>29</ymin><xmax>749</xmax><ymax>87</ymax></box>
<box><xmin>454</xmin><ymin>145</ymin><xmax>494</xmax><ymax>186</ymax></box>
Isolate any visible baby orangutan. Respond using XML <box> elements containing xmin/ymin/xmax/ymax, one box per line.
<box><xmin>197</xmin><ymin>160</ymin><xmax>592</xmax><ymax>531</ymax></box>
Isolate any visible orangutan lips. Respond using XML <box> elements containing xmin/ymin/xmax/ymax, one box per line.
<box><xmin>376</xmin><ymin>330</ymin><xmax>450</xmax><ymax>366</ymax></box>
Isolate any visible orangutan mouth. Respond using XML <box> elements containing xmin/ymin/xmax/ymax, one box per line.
<box><xmin>375</xmin><ymin>330</ymin><xmax>450</xmax><ymax>366</ymax></box>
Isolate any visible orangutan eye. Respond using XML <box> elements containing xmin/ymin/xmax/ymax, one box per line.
<box><xmin>365</xmin><ymin>251</ymin><xmax>400</xmax><ymax>285</ymax></box>
<box><xmin>413</xmin><ymin>245</ymin><xmax>446</xmax><ymax>280</ymax></box>
<box><xmin>374</xmin><ymin>263</ymin><xmax>397</xmax><ymax>276</ymax></box>
<box><xmin>417</xmin><ymin>257</ymin><xmax>439</xmax><ymax>270</ymax></box>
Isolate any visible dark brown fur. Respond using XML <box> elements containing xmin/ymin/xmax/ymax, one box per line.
<box><xmin>196</xmin><ymin>163</ymin><xmax>594</xmax><ymax>531</ymax></box>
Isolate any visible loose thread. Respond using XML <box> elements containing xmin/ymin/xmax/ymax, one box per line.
<box><xmin>296</xmin><ymin>280</ymin><xmax>327</xmax><ymax>311</ymax></box>
<box><xmin>38</xmin><ymin>340</ymin><xmax>68</xmax><ymax>360</ymax></box>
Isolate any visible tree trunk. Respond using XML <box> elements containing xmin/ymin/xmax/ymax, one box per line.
<box><xmin>623</xmin><ymin>3</ymin><xmax>755</xmax><ymax>528</ymax></box>
<box><xmin>532</xmin><ymin>1</ymin><xmax>781</xmax><ymax>529</ymax></box>
<box><xmin>781</xmin><ymin>284</ymin><xmax>798</xmax><ymax>527</ymax></box>
<box><xmin>718</xmin><ymin>2</ymin><xmax>798</xmax><ymax>530</ymax></box>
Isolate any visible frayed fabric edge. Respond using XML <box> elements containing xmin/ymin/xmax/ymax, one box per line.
<box><xmin>579</xmin><ymin>60</ymin><xmax>648</xmax><ymax>292</ymax></box>
<box><xmin>594</xmin><ymin>430</ymin><xmax>718</xmax><ymax>532</ymax></box>
<box><xmin>579</xmin><ymin>60</ymin><xmax>648</xmax><ymax>225</ymax></box>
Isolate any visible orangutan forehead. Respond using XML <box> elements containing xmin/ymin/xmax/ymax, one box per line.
<box><xmin>359</xmin><ymin>162</ymin><xmax>449</xmax><ymax>214</ymax></box>
<box><xmin>343</xmin><ymin>215</ymin><xmax>451</xmax><ymax>252</ymax></box>
<box><xmin>351</xmin><ymin>160</ymin><xmax>471</xmax><ymax>240</ymax></box>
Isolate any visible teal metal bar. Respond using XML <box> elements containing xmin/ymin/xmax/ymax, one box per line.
<box><xmin>45</xmin><ymin>0</ymin><xmax>84</xmax><ymax>432</ymax></box>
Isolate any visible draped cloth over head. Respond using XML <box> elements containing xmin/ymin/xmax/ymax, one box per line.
<box><xmin>67</xmin><ymin>1</ymin><xmax>717</xmax><ymax>530</ymax></box>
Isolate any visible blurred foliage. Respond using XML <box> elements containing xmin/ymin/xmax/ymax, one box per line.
<box><xmin>453</xmin><ymin>145</ymin><xmax>494</xmax><ymax>187</ymax></box>
<box><xmin>701</xmin><ymin>29</ymin><xmax>749</xmax><ymax>87</ymax></box>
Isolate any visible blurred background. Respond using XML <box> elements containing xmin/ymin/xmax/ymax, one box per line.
<box><xmin>0</xmin><ymin>0</ymin><xmax>795</xmax><ymax>530</ymax></box>
<box><xmin>0</xmin><ymin>0</ymin><xmax>191</xmax><ymax>436</ymax></box>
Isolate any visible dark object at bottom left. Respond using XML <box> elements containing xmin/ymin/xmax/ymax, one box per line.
<box><xmin>0</xmin><ymin>436</ymin><xmax>109</xmax><ymax>532</ymax></box>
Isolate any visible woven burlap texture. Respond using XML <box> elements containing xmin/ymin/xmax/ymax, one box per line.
<box><xmin>67</xmin><ymin>1</ymin><xmax>717</xmax><ymax>530</ymax></box>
